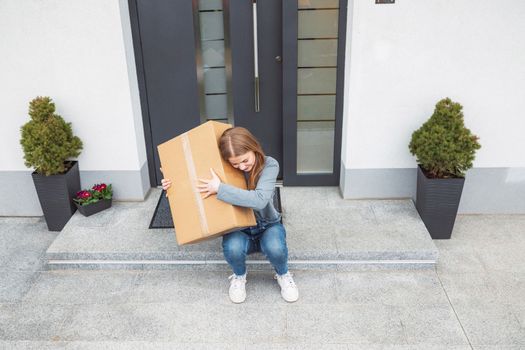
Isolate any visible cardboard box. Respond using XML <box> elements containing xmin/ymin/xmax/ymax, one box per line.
<box><xmin>157</xmin><ymin>121</ymin><xmax>256</xmax><ymax>245</ymax></box>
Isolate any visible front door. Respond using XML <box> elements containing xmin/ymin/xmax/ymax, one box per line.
<box><xmin>129</xmin><ymin>0</ymin><xmax>347</xmax><ymax>186</ymax></box>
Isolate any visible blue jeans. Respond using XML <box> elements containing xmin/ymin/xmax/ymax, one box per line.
<box><xmin>222</xmin><ymin>220</ymin><xmax>289</xmax><ymax>276</ymax></box>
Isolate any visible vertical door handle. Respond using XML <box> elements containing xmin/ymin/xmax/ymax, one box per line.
<box><xmin>253</xmin><ymin>0</ymin><xmax>260</xmax><ymax>112</ymax></box>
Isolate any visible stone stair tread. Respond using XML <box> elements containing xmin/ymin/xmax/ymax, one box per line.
<box><xmin>46</xmin><ymin>187</ymin><xmax>438</xmax><ymax>269</ymax></box>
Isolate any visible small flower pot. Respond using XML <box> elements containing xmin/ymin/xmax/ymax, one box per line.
<box><xmin>75</xmin><ymin>198</ymin><xmax>112</xmax><ymax>217</ymax></box>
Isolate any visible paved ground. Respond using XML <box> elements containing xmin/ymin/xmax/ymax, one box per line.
<box><xmin>0</xmin><ymin>214</ymin><xmax>524</xmax><ymax>349</ymax></box>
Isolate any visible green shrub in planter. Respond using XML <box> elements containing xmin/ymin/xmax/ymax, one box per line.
<box><xmin>409</xmin><ymin>97</ymin><xmax>481</xmax><ymax>178</ymax></box>
<box><xmin>20</xmin><ymin>96</ymin><xmax>83</xmax><ymax>175</ymax></box>
<box><xmin>20</xmin><ymin>96</ymin><xmax>84</xmax><ymax>231</ymax></box>
<box><xmin>408</xmin><ymin>97</ymin><xmax>481</xmax><ymax>239</ymax></box>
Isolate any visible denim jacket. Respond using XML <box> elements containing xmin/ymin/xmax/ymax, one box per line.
<box><xmin>216</xmin><ymin>155</ymin><xmax>282</xmax><ymax>225</ymax></box>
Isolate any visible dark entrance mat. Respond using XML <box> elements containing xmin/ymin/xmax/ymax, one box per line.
<box><xmin>149</xmin><ymin>187</ymin><xmax>282</xmax><ymax>229</ymax></box>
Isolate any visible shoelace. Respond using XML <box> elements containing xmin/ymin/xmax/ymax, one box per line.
<box><xmin>275</xmin><ymin>272</ymin><xmax>297</xmax><ymax>288</ymax></box>
<box><xmin>228</xmin><ymin>273</ymin><xmax>246</xmax><ymax>289</ymax></box>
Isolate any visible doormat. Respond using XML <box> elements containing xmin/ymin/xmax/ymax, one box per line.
<box><xmin>149</xmin><ymin>187</ymin><xmax>282</xmax><ymax>229</ymax></box>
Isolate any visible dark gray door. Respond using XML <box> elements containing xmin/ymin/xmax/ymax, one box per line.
<box><xmin>129</xmin><ymin>0</ymin><xmax>282</xmax><ymax>185</ymax></box>
<box><xmin>229</xmin><ymin>0</ymin><xmax>283</xmax><ymax>169</ymax></box>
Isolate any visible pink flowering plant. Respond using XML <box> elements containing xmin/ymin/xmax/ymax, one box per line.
<box><xmin>73</xmin><ymin>183</ymin><xmax>113</xmax><ymax>206</ymax></box>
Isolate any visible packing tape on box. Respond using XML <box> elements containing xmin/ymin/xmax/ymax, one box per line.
<box><xmin>181</xmin><ymin>133</ymin><xmax>209</xmax><ymax>236</ymax></box>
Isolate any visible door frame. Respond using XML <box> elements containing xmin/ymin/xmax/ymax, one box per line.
<box><xmin>128</xmin><ymin>0</ymin><xmax>348</xmax><ymax>187</ymax></box>
<box><xmin>129</xmin><ymin>0</ymin><xmax>157</xmax><ymax>187</ymax></box>
<box><xmin>282</xmin><ymin>0</ymin><xmax>348</xmax><ymax>186</ymax></box>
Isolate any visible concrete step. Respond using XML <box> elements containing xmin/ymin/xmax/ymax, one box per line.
<box><xmin>45</xmin><ymin>187</ymin><xmax>439</xmax><ymax>271</ymax></box>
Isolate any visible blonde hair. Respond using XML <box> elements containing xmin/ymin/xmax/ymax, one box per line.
<box><xmin>218</xmin><ymin>126</ymin><xmax>266</xmax><ymax>190</ymax></box>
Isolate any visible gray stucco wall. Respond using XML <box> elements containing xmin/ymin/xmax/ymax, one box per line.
<box><xmin>339</xmin><ymin>161</ymin><xmax>525</xmax><ymax>214</ymax></box>
<box><xmin>0</xmin><ymin>161</ymin><xmax>151</xmax><ymax>216</ymax></box>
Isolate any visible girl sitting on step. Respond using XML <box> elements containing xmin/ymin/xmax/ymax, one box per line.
<box><xmin>161</xmin><ymin>126</ymin><xmax>299</xmax><ymax>304</ymax></box>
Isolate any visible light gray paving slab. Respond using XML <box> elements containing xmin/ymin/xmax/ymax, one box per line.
<box><xmin>436</xmin><ymin>215</ymin><xmax>525</xmax><ymax>274</ymax></box>
<box><xmin>334</xmin><ymin>226</ymin><xmax>437</xmax><ymax>260</ymax></box>
<box><xmin>280</xmin><ymin>186</ymin><xmax>334</xmax><ymax>209</ymax></box>
<box><xmin>0</xmin><ymin>341</ymin><xmax>246</xmax><ymax>349</ymax></box>
<box><xmin>0</xmin><ymin>217</ymin><xmax>56</xmax><ymax>272</ymax></box>
<box><xmin>344</xmin><ymin>346</ymin><xmax>471</xmax><ymax>350</ymax></box>
<box><xmin>55</xmin><ymin>303</ymin><xmax>287</xmax><ymax>343</ymax></box>
<box><xmin>434</xmin><ymin>242</ymin><xmax>488</xmax><ymax>274</ymax></box>
<box><xmin>437</xmin><ymin>271</ymin><xmax>525</xmax><ymax>346</ymax></box>
<box><xmin>0</xmin><ymin>270</ymin><xmax>38</xmax><ymax>302</ymax></box>
<box><xmin>0</xmin><ymin>217</ymin><xmax>53</xmax><ymax>247</ymax></box>
<box><xmin>485</xmin><ymin>272</ymin><xmax>525</xmax><ymax>307</ymax></box>
<box><xmin>473</xmin><ymin>243</ymin><xmax>525</xmax><ymax>273</ymax></box>
<box><xmin>285</xmin><ymin>222</ymin><xmax>338</xmax><ymax>259</ymax></box>
<box><xmin>217</xmin><ymin>304</ymin><xmax>287</xmax><ymax>343</ymax></box>
<box><xmin>438</xmin><ymin>272</ymin><xmax>506</xmax><ymax>307</ymax></box>
<box><xmin>334</xmin><ymin>263</ymin><xmax>435</xmax><ymax>271</ymax></box>
<box><xmin>245</xmin><ymin>345</ymin><xmax>289</xmax><ymax>350</ymax></box>
<box><xmin>333</xmin><ymin>270</ymin><xmax>447</xmax><ymax>306</ymax></box>
<box><xmin>395</xmin><ymin>304</ymin><xmax>469</xmax><ymax>346</ymax></box>
<box><xmin>57</xmin><ymin>303</ymin><xmax>195</xmax><ymax>341</ymax></box>
<box><xmin>0</xmin><ymin>341</ymin><xmax>70</xmax><ymax>349</ymax></box>
<box><xmin>0</xmin><ymin>247</ymin><xmax>47</xmax><ymax>272</ymax></box>
<box><xmin>0</xmin><ymin>335</ymin><xmax>476</xmax><ymax>349</ymax></box>
<box><xmin>0</xmin><ymin>342</ymin><xmax>476</xmax><ymax>350</ymax></box>
<box><xmin>126</xmin><ymin>270</ymin><xmax>223</xmax><ymax>305</ymax></box>
<box><xmin>473</xmin><ymin>346</ymin><xmax>525</xmax><ymax>350</ymax></box>
<box><xmin>450</xmin><ymin>301</ymin><xmax>525</xmax><ymax>346</ymax></box>
<box><xmin>0</xmin><ymin>302</ymin><xmax>71</xmax><ymax>341</ymax></box>
<box><xmin>512</xmin><ymin>304</ymin><xmax>525</xmax><ymax>329</ymax></box>
<box><xmin>286</xmin><ymin>344</ymin><xmax>348</xmax><ymax>350</ymax></box>
<box><xmin>22</xmin><ymin>270</ymin><xmax>141</xmax><ymax>304</ymax></box>
<box><xmin>283</xmin><ymin>295</ymin><xmax>468</xmax><ymax>346</ymax></box>
<box><xmin>333</xmin><ymin>201</ymin><xmax>437</xmax><ymax>261</ymax></box>
<box><xmin>284</xmin><ymin>303</ymin><xmax>406</xmax><ymax>344</ymax></box>
<box><xmin>281</xmin><ymin>203</ymin><xmax>374</xmax><ymax>228</ymax></box>
<box><xmin>446</xmin><ymin>214</ymin><xmax>525</xmax><ymax>244</ymax></box>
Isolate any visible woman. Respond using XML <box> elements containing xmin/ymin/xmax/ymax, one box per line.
<box><xmin>161</xmin><ymin>126</ymin><xmax>299</xmax><ymax>304</ymax></box>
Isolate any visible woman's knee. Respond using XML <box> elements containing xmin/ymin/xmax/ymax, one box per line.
<box><xmin>260</xmin><ymin>226</ymin><xmax>287</xmax><ymax>260</ymax></box>
<box><xmin>222</xmin><ymin>231</ymin><xmax>249</xmax><ymax>260</ymax></box>
<box><xmin>263</xmin><ymin>243</ymin><xmax>287</xmax><ymax>261</ymax></box>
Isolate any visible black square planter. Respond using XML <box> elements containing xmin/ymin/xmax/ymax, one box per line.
<box><xmin>75</xmin><ymin>198</ymin><xmax>112</xmax><ymax>217</ymax></box>
<box><xmin>32</xmin><ymin>161</ymin><xmax>81</xmax><ymax>231</ymax></box>
<box><xmin>415</xmin><ymin>164</ymin><xmax>465</xmax><ymax>239</ymax></box>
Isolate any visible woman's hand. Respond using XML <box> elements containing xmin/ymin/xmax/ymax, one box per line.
<box><xmin>197</xmin><ymin>168</ymin><xmax>221</xmax><ymax>199</ymax></box>
<box><xmin>160</xmin><ymin>168</ymin><xmax>171</xmax><ymax>197</ymax></box>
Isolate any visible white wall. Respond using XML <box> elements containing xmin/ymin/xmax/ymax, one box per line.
<box><xmin>0</xmin><ymin>0</ymin><xmax>149</xmax><ymax>215</ymax></box>
<box><xmin>0</xmin><ymin>0</ymin><xmax>146</xmax><ymax>172</ymax></box>
<box><xmin>341</xmin><ymin>0</ymin><xmax>525</xmax><ymax>169</ymax></box>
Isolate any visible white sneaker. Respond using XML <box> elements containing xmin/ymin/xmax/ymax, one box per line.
<box><xmin>228</xmin><ymin>273</ymin><xmax>247</xmax><ymax>303</ymax></box>
<box><xmin>274</xmin><ymin>271</ymin><xmax>299</xmax><ymax>302</ymax></box>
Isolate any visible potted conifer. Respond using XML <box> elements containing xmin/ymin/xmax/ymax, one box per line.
<box><xmin>20</xmin><ymin>96</ymin><xmax>83</xmax><ymax>231</ymax></box>
<box><xmin>409</xmin><ymin>97</ymin><xmax>481</xmax><ymax>239</ymax></box>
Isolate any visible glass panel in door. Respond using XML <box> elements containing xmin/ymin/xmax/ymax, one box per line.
<box><xmin>194</xmin><ymin>0</ymin><xmax>233</xmax><ymax>125</ymax></box>
<box><xmin>296</xmin><ymin>2</ymin><xmax>340</xmax><ymax>174</ymax></box>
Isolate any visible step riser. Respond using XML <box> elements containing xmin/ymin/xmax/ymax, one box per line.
<box><xmin>46</xmin><ymin>252</ymin><xmax>439</xmax><ymax>261</ymax></box>
<box><xmin>46</xmin><ymin>260</ymin><xmax>436</xmax><ymax>271</ymax></box>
